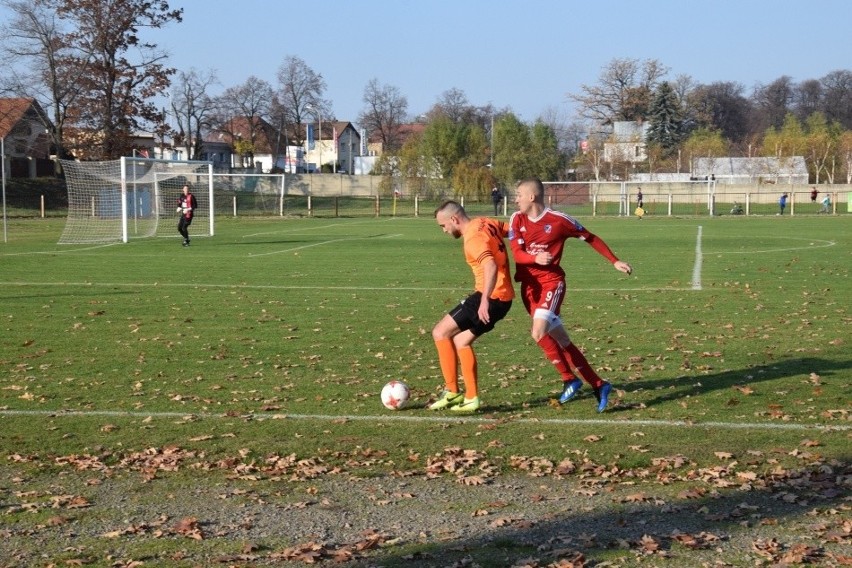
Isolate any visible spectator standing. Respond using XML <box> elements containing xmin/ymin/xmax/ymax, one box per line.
<box><xmin>779</xmin><ymin>193</ymin><xmax>788</xmax><ymax>215</ymax></box>
<box><xmin>491</xmin><ymin>186</ymin><xmax>503</xmax><ymax>216</ymax></box>
<box><xmin>635</xmin><ymin>187</ymin><xmax>644</xmax><ymax>220</ymax></box>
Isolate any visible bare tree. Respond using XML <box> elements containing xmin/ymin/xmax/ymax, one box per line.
<box><xmin>820</xmin><ymin>70</ymin><xmax>852</xmax><ymax>129</ymax></box>
<box><xmin>213</xmin><ymin>76</ymin><xmax>273</xmax><ymax>167</ymax></box>
<box><xmin>433</xmin><ymin>88</ymin><xmax>470</xmax><ymax>123</ymax></box>
<box><xmin>358</xmin><ymin>78</ymin><xmax>408</xmax><ymax>152</ymax></box>
<box><xmin>276</xmin><ymin>55</ymin><xmax>329</xmax><ymax>145</ymax></box>
<box><xmin>57</xmin><ymin>0</ymin><xmax>183</xmax><ymax>159</ymax></box>
<box><xmin>569</xmin><ymin>57</ymin><xmax>669</xmax><ymax>125</ymax></box>
<box><xmin>840</xmin><ymin>130</ymin><xmax>852</xmax><ymax>183</ymax></box>
<box><xmin>169</xmin><ymin>68</ymin><xmax>217</xmax><ymax>160</ymax></box>
<box><xmin>794</xmin><ymin>79</ymin><xmax>823</xmax><ymax>123</ymax></box>
<box><xmin>538</xmin><ymin>104</ymin><xmax>576</xmax><ymax>161</ymax></box>
<box><xmin>751</xmin><ymin>75</ymin><xmax>795</xmax><ymax>132</ymax></box>
<box><xmin>0</xmin><ymin>0</ymin><xmax>95</xmax><ymax>163</ymax></box>
<box><xmin>685</xmin><ymin>82</ymin><xmax>752</xmax><ymax>144</ymax></box>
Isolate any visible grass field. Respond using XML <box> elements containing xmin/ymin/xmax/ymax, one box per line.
<box><xmin>0</xmin><ymin>213</ymin><xmax>849</xmax><ymax>566</ymax></box>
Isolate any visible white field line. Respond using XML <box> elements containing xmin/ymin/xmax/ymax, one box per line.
<box><xmin>246</xmin><ymin>233</ymin><xmax>403</xmax><ymax>258</ymax></box>
<box><xmin>243</xmin><ymin>218</ymin><xmax>405</xmax><ymax>239</ymax></box>
<box><xmin>1</xmin><ymin>242</ymin><xmax>121</xmax><ymax>256</ymax></box>
<box><xmin>710</xmin><ymin>236</ymin><xmax>837</xmax><ymax>255</ymax></box>
<box><xmin>0</xmin><ymin>281</ymin><xmax>696</xmax><ymax>293</ymax></box>
<box><xmin>0</xmin><ymin>409</ymin><xmax>846</xmax><ymax>431</ymax></box>
<box><xmin>691</xmin><ymin>225</ymin><xmax>703</xmax><ymax>291</ymax></box>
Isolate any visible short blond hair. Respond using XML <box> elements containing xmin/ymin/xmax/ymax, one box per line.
<box><xmin>516</xmin><ymin>178</ymin><xmax>544</xmax><ymax>200</ymax></box>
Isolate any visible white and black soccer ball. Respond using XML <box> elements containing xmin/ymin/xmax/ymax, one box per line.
<box><xmin>380</xmin><ymin>380</ymin><xmax>410</xmax><ymax>410</ymax></box>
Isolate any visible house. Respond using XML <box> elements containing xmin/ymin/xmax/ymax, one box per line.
<box><xmin>0</xmin><ymin>97</ymin><xmax>53</xmax><ymax>178</ymax></box>
<box><xmin>207</xmin><ymin>117</ymin><xmax>360</xmax><ymax>174</ymax></box>
<box><xmin>692</xmin><ymin>156</ymin><xmax>809</xmax><ymax>185</ymax></box>
<box><xmin>199</xmin><ymin>134</ymin><xmax>234</xmax><ymax>171</ymax></box>
<box><xmin>354</xmin><ymin>122</ymin><xmax>426</xmax><ymax>175</ymax></box>
<box><xmin>302</xmin><ymin>120</ymin><xmax>361</xmax><ymax>174</ymax></box>
<box><xmin>603</xmin><ymin>121</ymin><xmax>649</xmax><ymax>164</ymax></box>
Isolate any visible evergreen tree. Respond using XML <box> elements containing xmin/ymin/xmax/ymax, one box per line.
<box><xmin>647</xmin><ymin>82</ymin><xmax>686</xmax><ymax>154</ymax></box>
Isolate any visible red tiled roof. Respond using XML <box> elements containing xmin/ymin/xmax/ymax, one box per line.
<box><xmin>0</xmin><ymin>98</ymin><xmax>35</xmax><ymax>138</ymax></box>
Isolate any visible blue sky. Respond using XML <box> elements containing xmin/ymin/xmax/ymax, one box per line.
<box><xmin>9</xmin><ymin>1</ymin><xmax>852</xmax><ymax>125</ymax></box>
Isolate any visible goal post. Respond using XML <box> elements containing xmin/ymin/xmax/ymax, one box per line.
<box><xmin>59</xmin><ymin>156</ymin><xmax>213</xmax><ymax>244</ymax></box>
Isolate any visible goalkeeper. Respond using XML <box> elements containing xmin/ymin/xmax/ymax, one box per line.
<box><xmin>176</xmin><ymin>183</ymin><xmax>198</xmax><ymax>247</ymax></box>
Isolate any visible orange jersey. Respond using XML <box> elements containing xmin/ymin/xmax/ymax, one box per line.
<box><xmin>462</xmin><ymin>217</ymin><xmax>515</xmax><ymax>302</ymax></box>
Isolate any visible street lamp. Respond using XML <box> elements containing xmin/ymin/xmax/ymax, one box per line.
<box><xmin>306</xmin><ymin>104</ymin><xmax>321</xmax><ymax>173</ymax></box>
<box><xmin>488</xmin><ymin>113</ymin><xmax>494</xmax><ymax>169</ymax></box>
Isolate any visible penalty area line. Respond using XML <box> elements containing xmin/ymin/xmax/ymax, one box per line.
<box><xmin>0</xmin><ymin>409</ymin><xmax>846</xmax><ymax>431</ymax></box>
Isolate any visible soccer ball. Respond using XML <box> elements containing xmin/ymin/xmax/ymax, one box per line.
<box><xmin>380</xmin><ymin>380</ymin><xmax>410</xmax><ymax>410</ymax></box>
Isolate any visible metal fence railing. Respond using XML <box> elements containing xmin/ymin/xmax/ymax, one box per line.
<box><xmin>4</xmin><ymin>176</ymin><xmax>850</xmax><ymax>219</ymax></box>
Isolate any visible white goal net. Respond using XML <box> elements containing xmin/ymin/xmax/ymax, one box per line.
<box><xmin>58</xmin><ymin>157</ymin><xmax>213</xmax><ymax>244</ymax></box>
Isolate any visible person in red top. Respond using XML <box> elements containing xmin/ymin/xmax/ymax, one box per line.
<box><xmin>176</xmin><ymin>183</ymin><xmax>198</xmax><ymax>247</ymax></box>
<box><xmin>509</xmin><ymin>178</ymin><xmax>632</xmax><ymax>412</ymax></box>
<box><xmin>429</xmin><ymin>200</ymin><xmax>514</xmax><ymax>412</ymax></box>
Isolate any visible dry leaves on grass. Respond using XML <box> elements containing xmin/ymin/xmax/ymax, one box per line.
<box><xmin>269</xmin><ymin>529</ymin><xmax>391</xmax><ymax>564</ymax></box>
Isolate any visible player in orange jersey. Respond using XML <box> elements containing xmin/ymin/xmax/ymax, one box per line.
<box><xmin>429</xmin><ymin>200</ymin><xmax>514</xmax><ymax>412</ymax></box>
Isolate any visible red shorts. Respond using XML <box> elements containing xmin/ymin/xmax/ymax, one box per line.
<box><xmin>520</xmin><ymin>279</ymin><xmax>565</xmax><ymax>316</ymax></box>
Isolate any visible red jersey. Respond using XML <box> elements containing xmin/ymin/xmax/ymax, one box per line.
<box><xmin>177</xmin><ymin>193</ymin><xmax>198</xmax><ymax>219</ymax></box>
<box><xmin>509</xmin><ymin>208</ymin><xmax>617</xmax><ymax>285</ymax></box>
<box><xmin>463</xmin><ymin>217</ymin><xmax>515</xmax><ymax>302</ymax></box>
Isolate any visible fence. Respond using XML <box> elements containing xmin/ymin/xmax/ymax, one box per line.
<box><xmin>4</xmin><ymin>175</ymin><xmax>851</xmax><ymax>219</ymax></box>
<box><xmin>250</xmin><ymin>178</ymin><xmax>850</xmax><ymax>218</ymax></box>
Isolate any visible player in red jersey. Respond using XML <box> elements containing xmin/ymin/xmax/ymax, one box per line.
<box><xmin>176</xmin><ymin>183</ymin><xmax>198</xmax><ymax>247</ymax></box>
<box><xmin>509</xmin><ymin>178</ymin><xmax>632</xmax><ymax>412</ymax></box>
<box><xmin>429</xmin><ymin>200</ymin><xmax>515</xmax><ymax>412</ymax></box>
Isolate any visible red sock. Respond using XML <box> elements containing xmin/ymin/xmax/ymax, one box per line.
<box><xmin>565</xmin><ymin>342</ymin><xmax>603</xmax><ymax>388</ymax></box>
<box><xmin>537</xmin><ymin>335</ymin><xmax>575</xmax><ymax>382</ymax></box>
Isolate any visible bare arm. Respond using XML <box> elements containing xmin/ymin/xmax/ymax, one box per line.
<box><xmin>478</xmin><ymin>258</ymin><xmax>497</xmax><ymax>323</ymax></box>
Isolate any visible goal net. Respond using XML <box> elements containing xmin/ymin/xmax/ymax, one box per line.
<box><xmin>58</xmin><ymin>156</ymin><xmax>213</xmax><ymax>244</ymax></box>
<box><xmin>212</xmin><ymin>172</ymin><xmax>286</xmax><ymax>216</ymax></box>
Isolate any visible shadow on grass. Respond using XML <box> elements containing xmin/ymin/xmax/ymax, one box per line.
<box><xmin>344</xmin><ymin>455</ymin><xmax>850</xmax><ymax>566</ymax></box>
<box><xmin>480</xmin><ymin>357</ymin><xmax>851</xmax><ymax>418</ymax></box>
<box><xmin>619</xmin><ymin>356</ymin><xmax>852</xmax><ymax>409</ymax></box>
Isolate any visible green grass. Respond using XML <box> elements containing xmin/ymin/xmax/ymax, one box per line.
<box><xmin>0</xmin><ymin>213</ymin><xmax>849</xmax><ymax>566</ymax></box>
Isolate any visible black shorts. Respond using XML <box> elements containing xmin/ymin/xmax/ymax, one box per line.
<box><xmin>448</xmin><ymin>292</ymin><xmax>512</xmax><ymax>337</ymax></box>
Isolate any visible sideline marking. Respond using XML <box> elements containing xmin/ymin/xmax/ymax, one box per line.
<box><xmin>691</xmin><ymin>225</ymin><xmax>703</xmax><ymax>290</ymax></box>
<box><xmin>0</xmin><ymin>409</ymin><xmax>845</xmax><ymax>431</ymax></box>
